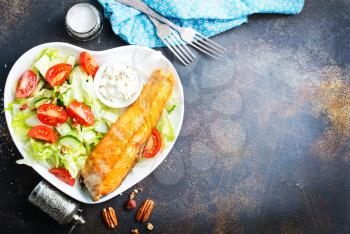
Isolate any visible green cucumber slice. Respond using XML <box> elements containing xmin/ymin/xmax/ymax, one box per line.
<box><xmin>66</xmin><ymin>56</ymin><xmax>76</xmax><ymax>67</ymax></box>
<box><xmin>34</xmin><ymin>97</ymin><xmax>51</xmax><ymax>107</ymax></box>
<box><xmin>32</xmin><ymin>80</ymin><xmax>45</xmax><ymax>96</ymax></box>
<box><xmin>80</xmin><ymin>130</ymin><xmax>97</xmax><ymax>144</ymax></box>
<box><xmin>59</xmin><ymin>135</ymin><xmax>81</xmax><ymax>149</ymax></box>
<box><xmin>34</xmin><ymin>54</ymin><xmax>50</xmax><ymax>77</ymax></box>
<box><xmin>55</xmin><ymin>123</ymin><xmax>71</xmax><ymax>136</ymax></box>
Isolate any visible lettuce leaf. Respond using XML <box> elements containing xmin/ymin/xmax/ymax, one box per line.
<box><xmin>29</xmin><ymin>138</ymin><xmax>62</xmax><ymax>161</ymax></box>
<box><xmin>157</xmin><ymin>110</ymin><xmax>175</xmax><ymax>142</ymax></box>
<box><xmin>57</xmin><ymin>83</ymin><xmax>74</xmax><ymax>106</ymax></box>
<box><xmin>165</xmin><ymin>97</ymin><xmax>179</xmax><ymax>114</ymax></box>
<box><xmin>166</xmin><ymin>104</ymin><xmax>176</xmax><ymax>114</ymax></box>
<box><xmin>5</xmin><ymin>99</ymin><xmax>26</xmax><ymax>114</ymax></box>
<box><xmin>11</xmin><ymin>110</ymin><xmax>35</xmax><ymax>141</ymax></box>
<box><xmin>60</xmin><ymin>146</ymin><xmax>87</xmax><ymax>177</ymax></box>
<box><xmin>19</xmin><ymin>138</ymin><xmax>88</xmax><ymax>178</ymax></box>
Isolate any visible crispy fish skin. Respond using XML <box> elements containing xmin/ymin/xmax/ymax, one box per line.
<box><xmin>81</xmin><ymin>69</ymin><xmax>174</xmax><ymax>201</ymax></box>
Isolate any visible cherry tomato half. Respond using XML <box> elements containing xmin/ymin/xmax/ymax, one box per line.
<box><xmin>49</xmin><ymin>168</ymin><xmax>75</xmax><ymax>186</ymax></box>
<box><xmin>28</xmin><ymin>125</ymin><xmax>57</xmax><ymax>143</ymax></box>
<box><xmin>143</xmin><ymin>129</ymin><xmax>162</xmax><ymax>158</ymax></box>
<box><xmin>67</xmin><ymin>100</ymin><xmax>94</xmax><ymax>126</ymax></box>
<box><xmin>45</xmin><ymin>63</ymin><xmax>72</xmax><ymax>87</ymax></box>
<box><xmin>15</xmin><ymin>70</ymin><xmax>37</xmax><ymax>98</ymax></box>
<box><xmin>79</xmin><ymin>51</ymin><xmax>99</xmax><ymax>77</ymax></box>
<box><xmin>37</xmin><ymin>104</ymin><xmax>68</xmax><ymax>126</ymax></box>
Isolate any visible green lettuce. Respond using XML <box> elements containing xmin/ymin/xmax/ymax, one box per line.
<box><xmin>60</xmin><ymin>146</ymin><xmax>87</xmax><ymax>177</ymax></box>
<box><xmin>157</xmin><ymin>110</ymin><xmax>175</xmax><ymax>142</ymax></box>
<box><xmin>165</xmin><ymin>97</ymin><xmax>179</xmax><ymax>114</ymax></box>
<box><xmin>29</xmin><ymin>138</ymin><xmax>62</xmax><ymax>162</ymax></box>
<box><xmin>22</xmin><ymin>138</ymin><xmax>88</xmax><ymax>178</ymax></box>
<box><xmin>11</xmin><ymin>110</ymin><xmax>35</xmax><ymax>141</ymax></box>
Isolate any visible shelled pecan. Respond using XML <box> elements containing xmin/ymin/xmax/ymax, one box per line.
<box><xmin>136</xmin><ymin>199</ymin><xmax>155</xmax><ymax>223</ymax></box>
<box><xmin>101</xmin><ymin>207</ymin><xmax>118</xmax><ymax>229</ymax></box>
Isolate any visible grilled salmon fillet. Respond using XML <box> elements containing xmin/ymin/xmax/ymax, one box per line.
<box><xmin>81</xmin><ymin>69</ymin><xmax>174</xmax><ymax>201</ymax></box>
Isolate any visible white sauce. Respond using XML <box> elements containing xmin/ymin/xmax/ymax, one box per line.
<box><xmin>98</xmin><ymin>63</ymin><xmax>140</xmax><ymax>102</ymax></box>
<box><xmin>66</xmin><ymin>4</ymin><xmax>97</xmax><ymax>33</ymax></box>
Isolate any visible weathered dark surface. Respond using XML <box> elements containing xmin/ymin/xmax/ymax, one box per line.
<box><xmin>1</xmin><ymin>0</ymin><xmax>350</xmax><ymax>233</ymax></box>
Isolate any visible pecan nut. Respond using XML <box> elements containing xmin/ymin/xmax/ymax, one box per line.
<box><xmin>136</xmin><ymin>199</ymin><xmax>155</xmax><ymax>223</ymax></box>
<box><xmin>101</xmin><ymin>207</ymin><xmax>118</xmax><ymax>229</ymax></box>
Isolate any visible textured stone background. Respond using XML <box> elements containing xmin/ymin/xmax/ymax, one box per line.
<box><xmin>1</xmin><ymin>0</ymin><xmax>350</xmax><ymax>233</ymax></box>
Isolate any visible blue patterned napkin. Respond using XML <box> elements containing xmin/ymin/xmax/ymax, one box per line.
<box><xmin>98</xmin><ymin>0</ymin><xmax>304</xmax><ymax>48</ymax></box>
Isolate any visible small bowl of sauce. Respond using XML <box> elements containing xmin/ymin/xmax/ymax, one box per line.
<box><xmin>94</xmin><ymin>62</ymin><xmax>143</xmax><ymax>108</ymax></box>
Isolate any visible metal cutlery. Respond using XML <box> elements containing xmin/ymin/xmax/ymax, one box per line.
<box><xmin>116</xmin><ymin>0</ymin><xmax>225</xmax><ymax>59</ymax></box>
<box><xmin>148</xmin><ymin>17</ymin><xmax>195</xmax><ymax>66</ymax></box>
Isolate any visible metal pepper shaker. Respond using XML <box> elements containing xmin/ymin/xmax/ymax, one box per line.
<box><xmin>28</xmin><ymin>181</ymin><xmax>85</xmax><ymax>225</ymax></box>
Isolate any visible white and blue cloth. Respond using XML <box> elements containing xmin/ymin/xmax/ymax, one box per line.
<box><xmin>98</xmin><ymin>0</ymin><xmax>304</xmax><ymax>48</ymax></box>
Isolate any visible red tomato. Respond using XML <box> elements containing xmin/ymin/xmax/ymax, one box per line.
<box><xmin>45</xmin><ymin>63</ymin><xmax>72</xmax><ymax>87</ymax></box>
<box><xmin>28</xmin><ymin>125</ymin><xmax>57</xmax><ymax>143</ymax></box>
<box><xmin>15</xmin><ymin>70</ymin><xmax>37</xmax><ymax>98</ymax></box>
<box><xmin>143</xmin><ymin>129</ymin><xmax>162</xmax><ymax>158</ymax></box>
<box><xmin>49</xmin><ymin>168</ymin><xmax>75</xmax><ymax>186</ymax></box>
<box><xmin>79</xmin><ymin>51</ymin><xmax>99</xmax><ymax>76</ymax></box>
<box><xmin>67</xmin><ymin>100</ymin><xmax>94</xmax><ymax>126</ymax></box>
<box><xmin>37</xmin><ymin>104</ymin><xmax>68</xmax><ymax>126</ymax></box>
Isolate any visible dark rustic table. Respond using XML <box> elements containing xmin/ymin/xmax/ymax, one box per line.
<box><xmin>1</xmin><ymin>0</ymin><xmax>350</xmax><ymax>233</ymax></box>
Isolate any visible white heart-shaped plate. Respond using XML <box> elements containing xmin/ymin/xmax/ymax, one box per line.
<box><xmin>4</xmin><ymin>42</ymin><xmax>184</xmax><ymax>204</ymax></box>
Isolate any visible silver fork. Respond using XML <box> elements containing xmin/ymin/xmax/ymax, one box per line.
<box><xmin>148</xmin><ymin>17</ymin><xmax>195</xmax><ymax>66</ymax></box>
<box><xmin>116</xmin><ymin>0</ymin><xmax>225</xmax><ymax>59</ymax></box>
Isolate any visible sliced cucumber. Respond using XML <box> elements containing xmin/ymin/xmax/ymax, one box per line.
<box><xmin>25</xmin><ymin>115</ymin><xmax>42</xmax><ymax>127</ymax></box>
<box><xmin>34</xmin><ymin>54</ymin><xmax>50</xmax><ymax>77</ymax></box>
<box><xmin>95</xmin><ymin>121</ymin><xmax>108</xmax><ymax>133</ymax></box>
<box><xmin>102</xmin><ymin>111</ymin><xmax>119</xmax><ymax>125</ymax></box>
<box><xmin>34</xmin><ymin>97</ymin><xmax>51</xmax><ymax>107</ymax></box>
<box><xmin>60</xmin><ymin>89</ymin><xmax>74</xmax><ymax>106</ymax></box>
<box><xmin>59</xmin><ymin>135</ymin><xmax>81</xmax><ymax>149</ymax></box>
<box><xmin>80</xmin><ymin>129</ymin><xmax>97</xmax><ymax>144</ymax></box>
<box><xmin>32</xmin><ymin>80</ymin><xmax>45</xmax><ymax>97</ymax></box>
<box><xmin>66</xmin><ymin>56</ymin><xmax>76</xmax><ymax>67</ymax></box>
<box><xmin>38</xmin><ymin>88</ymin><xmax>53</xmax><ymax>98</ymax></box>
<box><xmin>55</xmin><ymin>123</ymin><xmax>71</xmax><ymax>136</ymax></box>
<box><xmin>85</xmin><ymin>143</ymin><xmax>91</xmax><ymax>155</ymax></box>
<box><xmin>50</xmin><ymin>57</ymin><xmax>66</xmax><ymax>67</ymax></box>
<box><xmin>69</xmin><ymin>67</ymin><xmax>85</xmax><ymax>102</ymax></box>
